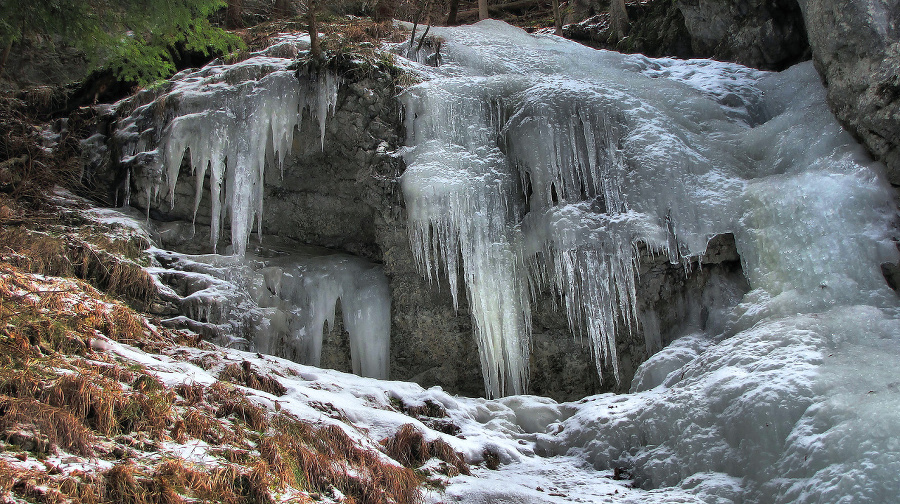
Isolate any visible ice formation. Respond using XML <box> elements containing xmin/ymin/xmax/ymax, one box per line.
<box><xmin>396</xmin><ymin>21</ymin><xmax>900</xmax><ymax>502</ymax></box>
<box><xmin>114</xmin><ymin>35</ymin><xmax>338</xmax><ymax>256</ymax></box>
<box><xmin>150</xmin><ymin>241</ymin><xmax>391</xmax><ymax>379</ymax></box>
<box><xmin>110</xmin><ymin>36</ymin><xmax>391</xmax><ymax>379</ymax></box>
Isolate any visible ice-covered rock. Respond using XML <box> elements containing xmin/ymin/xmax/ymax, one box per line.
<box><xmin>114</xmin><ymin>34</ymin><xmax>338</xmax><ymax>256</ymax></box>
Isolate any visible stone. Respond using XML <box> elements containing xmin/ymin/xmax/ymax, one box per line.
<box><xmin>799</xmin><ymin>0</ymin><xmax>900</xmax><ymax>187</ymax></box>
<box><xmin>676</xmin><ymin>0</ymin><xmax>810</xmax><ymax>70</ymax></box>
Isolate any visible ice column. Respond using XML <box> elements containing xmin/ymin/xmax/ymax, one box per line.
<box><xmin>400</xmin><ymin>78</ymin><xmax>533</xmax><ymax>398</ymax></box>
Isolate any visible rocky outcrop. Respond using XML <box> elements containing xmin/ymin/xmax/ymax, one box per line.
<box><xmin>799</xmin><ymin>0</ymin><xmax>900</xmax><ymax>187</ymax></box>
<box><xmin>676</xmin><ymin>0</ymin><xmax>810</xmax><ymax>70</ymax></box>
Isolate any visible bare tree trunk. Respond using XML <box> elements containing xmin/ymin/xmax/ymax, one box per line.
<box><xmin>0</xmin><ymin>39</ymin><xmax>12</xmax><ymax>79</ymax></box>
<box><xmin>552</xmin><ymin>0</ymin><xmax>562</xmax><ymax>35</ymax></box>
<box><xmin>447</xmin><ymin>0</ymin><xmax>460</xmax><ymax>25</ymax></box>
<box><xmin>479</xmin><ymin>0</ymin><xmax>489</xmax><ymax>20</ymax></box>
<box><xmin>374</xmin><ymin>0</ymin><xmax>399</xmax><ymax>22</ymax></box>
<box><xmin>274</xmin><ymin>0</ymin><xmax>293</xmax><ymax>19</ymax></box>
<box><xmin>226</xmin><ymin>0</ymin><xmax>243</xmax><ymax>28</ymax></box>
<box><xmin>308</xmin><ymin>0</ymin><xmax>320</xmax><ymax>59</ymax></box>
<box><xmin>609</xmin><ymin>0</ymin><xmax>629</xmax><ymax>41</ymax></box>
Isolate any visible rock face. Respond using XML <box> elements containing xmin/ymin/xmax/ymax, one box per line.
<box><xmin>676</xmin><ymin>0</ymin><xmax>810</xmax><ymax>70</ymax></box>
<box><xmin>799</xmin><ymin>0</ymin><xmax>900</xmax><ymax>187</ymax></box>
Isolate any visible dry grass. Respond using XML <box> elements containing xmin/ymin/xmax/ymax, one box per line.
<box><xmin>219</xmin><ymin>360</ymin><xmax>287</xmax><ymax>396</ymax></box>
<box><xmin>382</xmin><ymin>424</ymin><xmax>470</xmax><ymax>476</ymax></box>
<box><xmin>209</xmin><ymin>382</ymin><xmax>269</xmax><ymax>432</ymax></box>
<box><xmin>0</xmin><ymin>224</ymin><xmax>157</xmax><ymax>307</ymax></box>
<box><xmin>103</xmin><ymin>460</ymin><xmax>276</xmax><ymax>504</ymax></box>
<box><xmin>0</xmin><ymin>395</ymin><xmax>97</xmax><ymax>456</ymax></box>
<box><xmin>0</xmin><ymin>197</ymin><xmax>432</xmax><ymax>504</ymax></box>
<box><xmin>260</xmin><ymin>414</ymin><xmax>424</xmax><ymax>504</ymax></box>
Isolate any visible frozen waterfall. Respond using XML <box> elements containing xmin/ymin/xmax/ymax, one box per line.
<box><xmin>115</xmin><ymin>35</ymin><xmax>338</xmax><ymax>257</ymax></box>
<box><xmin>398</xmin><ymin>21</ymin><xmax>899</xmax><ymax>396</ymax></box>
<box><xmin>111</xmin><ymin>35</ymin><xmax>390</xmax><ymax>379</ymax></box>
<box><xmin>397</xmin><ymin>20</ymin><xmax>900</xmax><ymax>501</ymax></box>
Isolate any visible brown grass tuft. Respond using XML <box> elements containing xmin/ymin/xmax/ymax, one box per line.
<box><xmin>209</xmin><ymin>382</ymin><xmax>269</xmax><ymax>432</ymax></box>
<box><xmin>0</xmin><ymin>395</ymin><xmax>96</xmax><ymax>456</ymax></box>
<box><xmin>263</xmin><ymin>414</ymin><xmax>423</xmax><ymax>504</ymax></box>
<box><xmin>381</xmin><ymin>424</ymin><xmax>470</xmax><ymax>476</ymax></box>
<box><xmin>219</xmin><ymin>360</ymin><xmax>287</xmax><ymax>397</ymax></box>
<box><xmin>382</xmin><ymin>423</ymin><xmax>429</xmax><ymax>467</ymax></box>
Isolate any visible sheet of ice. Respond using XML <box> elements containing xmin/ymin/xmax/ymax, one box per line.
<box><xmin>397</xmin><ymin>20</ymin><xmax>900</xmax><ymax>503</ymax></box>
<box><xmin>150</xmin><ymin>243</ymin><xmax>391</xmax><ymax>380</ymax></box>
<box><xmin>114</xmin><ymin>36</ymin><xmax>338</xmax><ymax>256</ymax></box>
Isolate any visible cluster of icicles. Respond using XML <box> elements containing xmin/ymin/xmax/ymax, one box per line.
<box><xmin>113</xmin><ymin>36</ymin><xmax>391</xmax><ymax>380</ymax></box>
<box><xmin>116</xmin><ymin>36</ymin><xmax>339</xmax><ymax>257</ymax></box>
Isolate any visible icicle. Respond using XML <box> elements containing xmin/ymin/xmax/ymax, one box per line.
<box><xmin>115</xmin><ymin>47</ymin><xmax>340</xmax><ymax>257</ymax></box>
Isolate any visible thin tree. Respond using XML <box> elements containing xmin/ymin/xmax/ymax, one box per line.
<box><xmin>479</xmin><ymin>0</ymin><xmax>489</xmax><ymax>20</ymax></box>
<box><xmin>274</xmin><ymin>0</ymin><xmax>293</xmax><ymax>19</ymax></box>
<box><xmin>227</xmin><ymin>0</ymin><xmax>243</xmax><ymax>28</ymax></box>
<box><xmin>609</xmin><ymin>0</ymin><xmax>628</xmax><ymax>42</ymax></box>
<box><xmin>447</xmin><ymin>0</ymin><xmax>460</xmax><ymax>25</ymax></box>
<box><xmin>307</xmin><ymin>0</ymin><xmax>320</xmax><ymax>60</ymax></box>
<box><xmin>552</xmin><ymin>0</ymin><xmax>562</xmax><ymax>35</ymax></box>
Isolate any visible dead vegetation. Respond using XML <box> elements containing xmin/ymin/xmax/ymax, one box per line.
<box><xmin>219</xmin><ymin>360</ymin><xmax>287</xmax><ymax>397</ymax></box>
<box><xmin>0</xmin><ymin>262</ymin><xmax>434</xmax><ymax>503</ymax></box>
<box><xmin>0</xmin><ymin>218</ymin><xmax>156</xmax><ymax>308</ymax></box>
<box><xmin>382</xmin><ymin>423</ymin><xmax>470</xmax><ymax>477</ymax></box>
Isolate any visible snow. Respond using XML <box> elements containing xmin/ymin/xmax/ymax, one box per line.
<box><xmin>77</xmin><ymin>18</ymin><xmax>900</xmax><ymax>503</ymax></box>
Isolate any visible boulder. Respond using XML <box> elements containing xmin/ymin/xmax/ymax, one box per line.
<box><xmin>676</xmin><ymin>0</ymin><xmax>810</xmax><ymax>70</ymax></box>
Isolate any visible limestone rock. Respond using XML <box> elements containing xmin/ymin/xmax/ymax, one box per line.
<box><xmin>676</xmin><ymin>0</ymin><xmax>810</xmax><ymax>70</ymax></box>
<box><xmin>799</xmin><ymin>0</ymin><xmax>900</xmax><ymax>187</ymax></box>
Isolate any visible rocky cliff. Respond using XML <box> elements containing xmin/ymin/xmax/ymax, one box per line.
<box><xmin>671</xmin><ymin>0</ymin><xmax>900</xmax><ymax>187</ymax></box>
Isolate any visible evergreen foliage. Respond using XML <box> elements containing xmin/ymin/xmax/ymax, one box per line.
<box><xmin>0</xmin><ymin>0</ymin><xmax>244</xmax><ymax>86</ymax></box>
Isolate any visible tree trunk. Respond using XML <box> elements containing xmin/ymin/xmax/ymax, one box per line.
<box><xmin>609</xmin><ymin>0</ymin><xmax>629</xmax><ymax>41</ymax></box>
<box><xmin>552</xmin><ymin>0</ymin><xmax>562</xmax><ymax>35</ymax></box>
<box><xmin>479</xmin><ymin>0</ymin><xmax>489</xmax><ymax>20</ymax></box>
<box><xmin>0</xmin><ymin>39</ymin><xmax>12</xmax><ymax>79</ymax></box>
<box><xmin>226</xmin><ymin>0</ymin><xmax>243</xmax><ymax>28</ymax></box>
<box><xmin>308</xmin><ymin>0</ymin><xmax>320</xmax><ymax>59</ymax></box>
<box><xmin>374</xmin><ymin>0</ymin><xmax>399</xmax><ymax>22</ymax></box>
<box><xmin>457</xmin><ymin>0</ymin><xmax>542</xmax><ymax>21</ymax></box>
<box><xmin>447</xmin><ymin>0</ymin><xmax>460</xmax><ymax>25</ymax></box>
<box><xmin>274</xmin><ymin>0</ymin><xmax>293</xmax><ymax>19</ymax></box>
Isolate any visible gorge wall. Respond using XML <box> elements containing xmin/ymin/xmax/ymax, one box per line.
<box><xmin>672</xmin><ymin>0</ymin><xmax>900</xmax><ymax>186</ymax></box>
<box><xmin>77</xmin><ymin>0</ymin><xmax>899</xmax><ymax>401</ymax></box>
